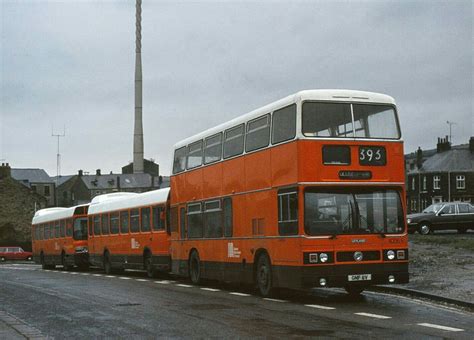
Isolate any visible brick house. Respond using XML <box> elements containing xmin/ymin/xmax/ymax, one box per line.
<box><xmin>10</xmin><ymin>168</ymin><xmax>56</xmax><ymax>207</ymax></box>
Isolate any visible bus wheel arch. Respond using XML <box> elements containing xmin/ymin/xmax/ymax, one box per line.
<box><xmin>188</xmin><ymin>249</ymin><xmax>201</xmax><ymax>284</ymax></box>
<box><xmin>254</xmin><ymin>249</ymin><xmax>273</xmax><ymax>297</ymax></box>
<box><xmin>61</xmin><ymin>250</ymin><xmax>71</xmax><ymax>271</ymax></box>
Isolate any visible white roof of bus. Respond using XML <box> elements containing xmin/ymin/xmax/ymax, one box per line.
<box><xmin>173</xmin><ymin>89</ymin><xmax>396</xmax><ymax>149</ymax></box>
<box><xmin>88</xmin><ymin>188</ymin><xmax>170</xmax><ymax>215</ymax></box>
<box><xmin>32</xmin><ymin>204</ymin><xmax>89</xmax><ymax>225</ymax></box>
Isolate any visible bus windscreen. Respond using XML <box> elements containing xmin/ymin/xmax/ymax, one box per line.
<box><xmin>73</xmin><ymin>218</ymin><xmax>88</xmax><ymax>240</ymax></box>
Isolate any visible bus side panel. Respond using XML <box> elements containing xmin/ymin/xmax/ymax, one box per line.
<box><xmin>244</xmin><ymin>150</ymin><xmax>271</xmax><ymax>192</ymax></box>
<box><xmin>222</xmin><ymin>157</ymin><xmax>245</xmax><ymax>196</ymax></box>
<box><xmin>271</xmin><ymin>142</ymin><xmax>298</xmax><ymax>187</ymax></box>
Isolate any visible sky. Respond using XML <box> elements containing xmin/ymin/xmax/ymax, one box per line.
<box><xmin>1</xmin><ymin>0</ymin><xmax>472</xmax><ymax>177</ymax></box>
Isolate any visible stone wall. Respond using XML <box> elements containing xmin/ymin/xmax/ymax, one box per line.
<box><xmin>0</xmin><ymin>177</ymin><xmax>47</xmax><ymax>251</ymax></box>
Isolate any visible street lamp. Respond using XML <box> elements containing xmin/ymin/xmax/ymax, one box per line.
<box><xmin>446</xmin><ymin>121</ymin><xmax>456</xmax><ymax>144</ymax></box>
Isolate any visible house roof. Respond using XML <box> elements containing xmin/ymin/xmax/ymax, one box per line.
<box><xmin>52</xmin><ymin>175</ymin><xmax>75</xmax><ymax>186</ymax></box>
<box><xmin>408</xmin><ymin>144</ymin><xmax>474</xmax><ymax>174</ymax></box>
<box><xmin>11</xmin><ymin>168</ymin><xmax>53</xmax><ymax>185</ymax></box>
<box><xmin>80</xmin><ymin>173</ymin><xmax>160</xmax><ymax>190</ymax></box>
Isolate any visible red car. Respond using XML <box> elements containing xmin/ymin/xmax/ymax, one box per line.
<box><xmin>0</xmin><ymin>247</ymin><xmax>33</xmax><ymax>262</ymax></box>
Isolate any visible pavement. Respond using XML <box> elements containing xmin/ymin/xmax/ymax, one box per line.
<box><xmin>0</xmin><ymin>262</ymin><xmax>472</xmax><ymax>338</ymax></box>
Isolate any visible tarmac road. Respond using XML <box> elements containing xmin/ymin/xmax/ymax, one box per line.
<box><xmin>0</xmin><ymin>263</ymin><xmax>472</xmax><ymax>339</ymax></box>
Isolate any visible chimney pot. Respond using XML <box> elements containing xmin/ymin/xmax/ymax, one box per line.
<box><xmin>78</xmin><ymin>170</ymin><xmax>83</xmax><ymax>176</ymax></box>
<box><xmin>96</xmin><ymin>169</ymin><xmax>101</xmax><ymax>176</ymax></box>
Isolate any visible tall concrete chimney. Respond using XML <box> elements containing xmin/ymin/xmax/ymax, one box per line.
<box><xmin>133</xmin><ymin>0</ymin><xmax>144</xmax><ymax>173</ymax></box>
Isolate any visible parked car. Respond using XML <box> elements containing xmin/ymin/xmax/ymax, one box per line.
<box><xmin>407</xmin><ymin>202</ymin><xmax>474</xmax><ymax>235</ymax></box>
<box><xmin>0</xmin><ymin>247</ymin><xmax>33</xmax><ymax>262</ymax></box>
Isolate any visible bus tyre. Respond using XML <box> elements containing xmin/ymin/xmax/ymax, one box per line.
<box><xmin>145</xmin><ymin>254</ymin><xmax>156</xmax><ymax>278</ymax></box>
<box><xmin>104</xmin><ymin>253</ymin><xmax>112</xmax><ymax>275</ymax></box>
<box><xmin>189</xmin><ymin>251</ymin><xmax>201</xmax><ymax>285</ymax></box>
<box><xmin>41</xmin><ymin>253</ymin><xmax>47</xmax><ymax>269</ymax></box>
<box><xmin>345</xmin><ymin>285</ymin><xmax>365</xmax><ymax>296</ymax></box>
<box><xmin>418</xmin><ymin>223</ymin><xmax>431</xmax><ymax>235</ymax></box>
<box><xmin>256</xmin><ymin>253</ymin><xmax>273</xmax><ymax>297</ymax></box>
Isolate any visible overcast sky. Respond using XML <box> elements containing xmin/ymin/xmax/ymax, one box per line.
<box><xmin>1</xmin><ymin>0</ymin><xmax>472</xmax><ymax>177</ymax></box>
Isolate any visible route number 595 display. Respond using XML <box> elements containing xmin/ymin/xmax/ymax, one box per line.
<box><xmin>359</xmin><ymin>146</ymin><xmax>386</xmax><ymax>166</ymax></box>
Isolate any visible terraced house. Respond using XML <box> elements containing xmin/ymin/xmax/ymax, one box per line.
<box><xmin>406</xmin><ymin>137</ymin><xmax>474</xmax><ymax>213</ymax></box>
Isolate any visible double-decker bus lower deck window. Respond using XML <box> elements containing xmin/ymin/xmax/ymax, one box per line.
<box><xmin>245</xmin><ymin>114</ymin><xmax>270</xmax><ymax>152</ymax></box>
<box><xmin>60</xmin><ymin>219</ymin><xmax>66</xmax><ymax>238</ymax></box>
<box><xmin>93</xmin><ymin>216</ymin><xmax>101</xmax><ymax>236</ymax></box>
<box><xmin>187</xmin><ymin>203</ymin><xmax>203</xmax><ymax>238</ymax></box>
<box><xmin>223</xmin><ymin>198</ymin><xmax>233</xmax><ymax>237</ymax></box>
<box><xmin>204</xmin><ymin>200</ymin><xmax>222</xmax><ymax>238</ymax></box>
<box><xmin>67</xmin><ymin>219</ymin><xmax>73</xmax><ymax>237</ymax></box>
<box><xmin>352</xmin><ymin>104</ymin><xmax>400</xmax><ymax>139</ymax></box>
<box><xmin>55</xmin><ymin>221</ymin><xmax>60</xmax><ymax>238</ymax></box>
<box><xmin>110</xmin><ymin>212</ymin><xmax>119</xmax><ymax>234</ymax></box>
<box><xmin>173</xmin><ymin>146</ymin><xmax>187</xmax><ymax>174</ymax></box>
<box><xmin>141</xmin><ymin>207</ymin><xmax>151</xmax><ymax>232</ymax></box>
<box><xmin>101</xmin><ymin>213</ymin><xmax>110</xmax><ymax>235</ymax></box>
<box><xmin>187</xmin><ymin>140</ymin><xmax>203</xmax><ymax>169</ymax></box>
<box><xmin>130</xmin><ymin>209</ymin><xmax>140</xmax><ymax>233</ymax></box>
<box><xmin>272</xmin><ymin>104</ymin><xmax>296</xmax><ymax>144</ymax></box>
<box><xmin>278</xmin><ymin>190</ymin><xmax>298</xmax><ymax>235</ymax></box>
<box><xmin>73</xmin><ymin>218</ymin><xmax>88</xmax><ymax>240</ymax></box>
<box><xmin>224</xmin><ymin>124</ymin><xmax>244</xmax><ymax>159</ymax></box>
<box><xmin>120</xmin><ymin>211</ymin><xmax>129</xmax><ymax>234</ymax></box>
<box><xmin>304</xmin><ymin>188</ymin><xmax>404</xmax><ymax>235</ymax></box>
<box><xmin>204</xmin><ymin>133</ymin><xmax>222</xmax><ymax>164</ymax></box>
<box><xmin>303</xmin><ymin>102</ymin><xmax>352</xmax><ymax>137</ymax></box>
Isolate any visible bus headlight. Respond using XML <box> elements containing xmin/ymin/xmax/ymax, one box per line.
<box><xmin>387</xmin><ymin>250</ymin><xmax>395</xmax><ymax>260</ymax></box>
<box><xmin>75</xmin><ymin>246</ymin><xmax>88</xmax><ymax>254</ymax></box>
<box><xmin>319</xmin><ymin>253</ymin><xmax>328</xmax><ymax>263</ymax></box>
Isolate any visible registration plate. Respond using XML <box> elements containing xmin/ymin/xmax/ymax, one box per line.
<box><xmin>348</xmin><ymin>274</ymin><xmax>372</xmax><ymax>282</ymax></box>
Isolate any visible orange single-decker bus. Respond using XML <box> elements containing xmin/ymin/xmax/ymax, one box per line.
<box><xmin>169</xmin><ymin>89</ymin><xmax>408</xmax><ymax>296</ymax></box>
<box><xmin>87</xmin><ymin>189</ymin><xmax>171</xmax><ymax>277</ymax></box>
<box><xmin>32</xmin><ymin>204</ymin><xmax>89</xmax><ymax>270</ymax></box>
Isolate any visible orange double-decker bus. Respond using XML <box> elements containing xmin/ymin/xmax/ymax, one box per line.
<box><xmin>32</xmin><ymin>205</ymin><xmax>89</xmax><ymax>270</ymax></box>
<box><xmin>169</xmin><ymin>89</ymin><xmax>408</xmax><ymax>296</ymax></box>
<box><xmin>87</xmin><ymin>189</ymin><xmax>171</xmax><ymax>277</ymax></box>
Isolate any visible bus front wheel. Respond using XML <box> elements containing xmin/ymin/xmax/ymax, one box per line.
<box><xmin>256</xmin><ymin>253</ymin><xmax>273</xmax><ymax>297</ymax></box>
<box><xmin>189</xmin><ymin>251</ymin><xmax>201</xmax><ymax>285</ymax></box>
<box><xmin>103</xmin><ymin>253</ymin><xmax>112</xmax><ymax>275</ymax></box>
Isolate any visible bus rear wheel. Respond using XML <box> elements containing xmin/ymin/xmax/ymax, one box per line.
<box><xmin>62</xmin><ymin>253</ymin><xmax>71</xmax><ymax>271</ymax></box>
<box><xmin>189</xmin><ymin>251</ymin><xmax>201</xmax><ymax>285</ymax></box>
<box><xmin>256</xmin><ymin>253</ymin><xmax>273</xmax><ymax>297</ymax></box>
<box><xmin>145</xmin><ymin>254</ymin><xmax>156</xmax><ymax>278</ymax></box>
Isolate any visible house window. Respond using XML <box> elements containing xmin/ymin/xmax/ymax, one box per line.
<box><xmin>44</xmin><ymin>186</ymin><xmax>50</xmax><ymax>196</ymax></box>
<box><xmin>422</xmin><ymin>176</ymin><xmax>427</xmax><ymax>191</ymax></box>
<box><xmin>31</xmin><ymin>185</ymin><xmax>37</xmax><ymax>192</ymax></box>
<box><xmin>433</xmin><ymin>175</ymin><xmax>440</xmax><ymax>190</ymax></box>
<box><xmin>456</xmin><ymin>175</ymin><xmax>465</xmax><ymax>189</ymax></box>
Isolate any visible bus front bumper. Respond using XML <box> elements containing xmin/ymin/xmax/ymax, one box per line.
<box><xmin>274</xmin><ymin>262</ymin><xmax>409</xmax><ymax>289</ymax></box>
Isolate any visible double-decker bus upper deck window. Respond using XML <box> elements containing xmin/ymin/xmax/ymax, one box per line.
<box><xmin>187</xmin><ymin>203</ymin><xmax>203</xmax><ymax>238</ymax></box>
<box><xmin>352</xmin><ymin>104</ymin><xmax>400</xmax><ymax>139</ymax></box>
<box><xmin>141</xmin><ymin>207</ymin><xmax>151</xmax><ymax>232</ymax></box>
<box><xmin>173</xmin><ymin>146</ymin><xmax>187</xmax><ymax>174</ymax></box>
<box><xmin>224</xmin><ymin>124</ymin><xmax>245</xmax><ymax>159</ymax></box>
<box><xmin>272</xmin><ymin>104</ymin><xmax>296</xmax><ymax>144</ymax></box>
<box><xmin>130</xmin><ymin>209</ymin><xmax>140</xmax><ymax>232</ymax></box>
<box><xmin>187</xmin><ymin>140</ymin><xmax>203</xmax><ymax>169</ymax></box>
<box><xmin>120</xmin><ymin>211</ymin><xmax>129</xmax><ymax>234</ymax></box>
<box><xmin>93</xmin><ymin>215</ymin><xmax>101</xmax><ymax>235</ymax></box>
<box><xmin>304</xmin><ymin>188</ymin><xmax>404</xmax><ymax>236</ymax></box>
<box><xmin>110</xmin><ymin>212</ymin><xmax>119</xmax><ymax>234</ymax></box>
<box><xmin>303</xmin><ymin>102</ymin><xmax>352</xmax><ymax>137</ymax></box>
<box><xmin>73</xmin><ymin>218</ymin><xmax>88</xmax><ymax>240</ymax></box>
<box><xmin>204</xmin><ymin>200</ymin><xmax>222</xmax><ymax>238</ymax></box>
<box><xmin>101</xmin><ymin>213</ymin><xmax>110</xmax><ymax>235</ymax></box>
<box><xmin>152</xmin><ymin>206</ymin><xmax>165</xmax><ymax>231</ymax></box>
<box><xmin>245</xmin><ymin>114</ymin><xmax>271</xmax><ymax>152</ymax></box>
<box><xmin>204</xmin><ymin>133</ymin><xmax>223</xmax><ymax>164</ymax></box>
<box><xmin>278</xmin><ymin>189</ymin><xmax>298</xmax><ymax>236</ymax></box>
